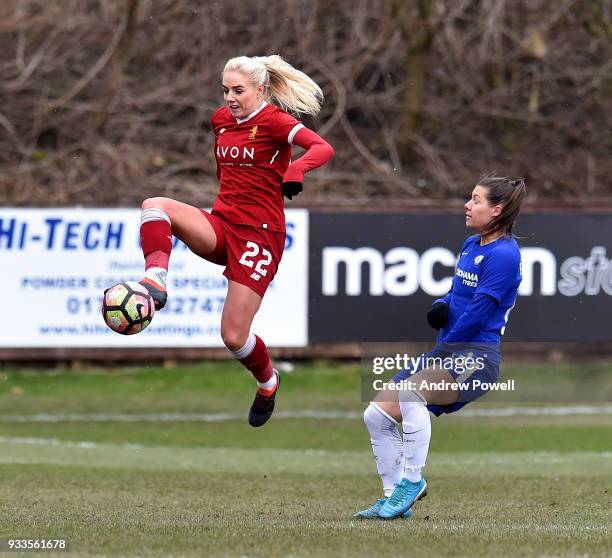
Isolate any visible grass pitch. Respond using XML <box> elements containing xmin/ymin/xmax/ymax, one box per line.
<box><xmin>0</xmin><ymin>361</ymin><xmax>610</xmax><ymax>557</ymax></box>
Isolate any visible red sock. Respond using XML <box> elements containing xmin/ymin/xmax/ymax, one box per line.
<box><xmin>140</xmin><ymin>219</ymin><xmax>172</xmax><ymax>270</ymax></box>
<box><xmin>239</xmin><ymin>335</ymin><xmax>274</xmax><ymax>383</ymax></box>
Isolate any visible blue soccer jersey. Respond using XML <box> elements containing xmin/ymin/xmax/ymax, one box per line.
<box><xmin>435</xmin><ymin>235</ymin><xmax>522</xmax><ymax>344</ymax></box>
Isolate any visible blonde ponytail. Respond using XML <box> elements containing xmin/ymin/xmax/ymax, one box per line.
<box><xmin>223</xmin><ymin>55</ymin><xmax>323</xmax><ymax>116</ymax></box>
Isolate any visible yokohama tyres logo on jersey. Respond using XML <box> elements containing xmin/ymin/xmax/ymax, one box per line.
<box><xmin>456</xmin><ymin>268</ymin><xmax>479</xmax><ymax>287</ymax></box>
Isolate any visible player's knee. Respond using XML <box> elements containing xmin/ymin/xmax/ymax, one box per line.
<box><xmin>399</xmin><ymin>388</ymin><xmax>427</xmax><ymax>405</ymax></box>
<box><xmin>364</xmin><ymin>403</ymin><xmax>397</xmax><ymax>432</ymax></box>
<box><xmin>141</xmin><ymin>197</ymin><xmax>170</xmax><ymax>211</ymax></box>
<box><xmin>221</xmin><ymin>328</ymin><xmax>247</xmax><ymax>352</ymax></box>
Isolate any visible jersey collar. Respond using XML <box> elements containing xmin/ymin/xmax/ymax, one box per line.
<box><xmin>235</xmin><ymin>101</ymin><xmax>268</xmax><ymax>124</ymax></box>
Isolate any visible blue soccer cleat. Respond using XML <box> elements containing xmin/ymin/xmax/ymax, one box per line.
<box><xmin>354</xmin><ymin>498</ymin><xmax>386</xmax><ymax>519</ymax></box>
<box><xmin>378</xmin><ymin>477</ymin><xmax>427</xmax><ymax>519</ymax></box>
<box><xmin>353</xmin><ymin>497</ymin><xmax>413</xmax><ymax>519</ymax></box>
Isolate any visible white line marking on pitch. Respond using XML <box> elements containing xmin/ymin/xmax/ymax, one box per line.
<box><xmin>0</xmin><ymin>436</ymin><xmax>610</xmax><ymax>463</ymax></box>
<box><xmin>0</xmin><ymin>405</ymin><xmax>610</xmax><ymax>423</ymax></box>
<box><xmin>0</xmin><ymin>436</ymin><xmax>144</xmax><ymax>449</ymax></box>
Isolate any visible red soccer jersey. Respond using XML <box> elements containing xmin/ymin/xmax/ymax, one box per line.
<box><xmin>211</xmin><ymin>102</ymin><xmax>304</xmax><ymax>232</ymax></box>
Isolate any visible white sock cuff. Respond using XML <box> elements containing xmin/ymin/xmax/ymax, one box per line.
<box><xmin>145</xmin><ymin>267</ymin><xmax>167</xmax><ymax>286</ymax></box>
<box><xmin>257</xmin><ymin>373</ymin><xmax>278</xmax><ymax>389</ymax></box>
<box><xmin>141</xmin><ymin>208</ymin><xmax>171</xmax><ymax>225</ymax></box>
<box><xmin>369</xmin><ymin>402</ymin><xmax>399</xmax><ymax>425</ymax></box>
<box><xmin>231</xmin><ymin>332</ymin><xmax>256</xmax><ymax>360</ymax></box>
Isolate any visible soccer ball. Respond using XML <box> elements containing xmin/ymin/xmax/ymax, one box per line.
<box><xmin>102</xmin><ymin>281</ymin><xmax>155</xmax><ymax>335</ymax></box>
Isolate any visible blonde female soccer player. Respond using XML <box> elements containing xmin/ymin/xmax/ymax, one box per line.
<box><xmin>137</xmin><ymin>55</ymin><xmax>334</xmax><ymax>427</ymax></box>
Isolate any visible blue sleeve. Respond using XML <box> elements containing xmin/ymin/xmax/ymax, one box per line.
<box><xmin>434</xmin><ymin>288</ymin><xmax>452</xmax><ymax>306</ymax></box>
<box><xmin>434</xmin><ymin>236</ymin><xmax>473</xmax><ymax>306</ymax></box>
<box><xmin>442</xmin><ymin>293</ymin><xmax>498</xmax><ymax>343</ymax></box>
<box><xmin>476</xmin><ymin>247</ymin><xmax>520</xmax><ymax>303</ymax></box>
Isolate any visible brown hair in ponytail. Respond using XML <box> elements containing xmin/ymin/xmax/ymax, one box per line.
<box><xmin>478</xmin><ymin>175</ymin><xmax>527</xmax><ymax>237</ymax></box>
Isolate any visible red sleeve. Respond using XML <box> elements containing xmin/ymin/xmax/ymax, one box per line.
<box><xmin>270</xmin><ymin>109</ymin><xmax>303</xmax><ymax>145</ymax></box>
<box><xmin>282</xmin><ymin>127</ymin><xmax>334</xmax><ymax>183</ymax></box>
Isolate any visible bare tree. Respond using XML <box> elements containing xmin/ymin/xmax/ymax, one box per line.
<box><xmin>0</xmin><ymin>0</ymin><xmax>610</xmax><ymax>207</ymax></box>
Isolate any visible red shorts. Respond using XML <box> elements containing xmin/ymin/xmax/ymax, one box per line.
<box><xmin>198</xmin><ymin>210</ymin><xmax>285</xmax><ymax>297</ymax></box>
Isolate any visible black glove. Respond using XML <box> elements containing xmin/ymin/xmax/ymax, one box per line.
<box><xmin>282</xmin><ymin>181</ymin><xmax>303</xmax><ymax>200</ymax></box>
<box><xmin>426</xmin><ymin>302</ymin><xmax>449</xmax><ymax>330</ymax></box>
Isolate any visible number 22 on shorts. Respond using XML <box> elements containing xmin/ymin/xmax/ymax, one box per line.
<box><xmin>239</xmin><ymin>241</ymin><xmax>272</xmax><ymax>281</ymax></box>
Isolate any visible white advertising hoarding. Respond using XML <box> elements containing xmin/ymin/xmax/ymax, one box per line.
<box><xmin>0</xmin><ymin>208</ymin><xmax>308</xmax><ymax>347</ymax></box>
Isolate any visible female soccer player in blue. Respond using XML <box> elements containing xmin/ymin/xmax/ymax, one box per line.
<box><xmin>355</xmin><ymin>176</ymin><xmax>526</xmax><ymax>519</ymax></box>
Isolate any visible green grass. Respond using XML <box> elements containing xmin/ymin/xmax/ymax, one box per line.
<box><xmin>0</xmin><ymin>361</ymin><xmax>610</xmax><ymax>557</ymax></box>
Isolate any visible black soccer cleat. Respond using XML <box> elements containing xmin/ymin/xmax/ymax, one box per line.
<box><xmin>139</xmin><ymin>278</ymin><xmax>167</xmax><ymax>310</ymax></box>
<box><xmin>248</xmin><ymin>371</ymin><xmax>281</xmax><ymax>428</ymax></box>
